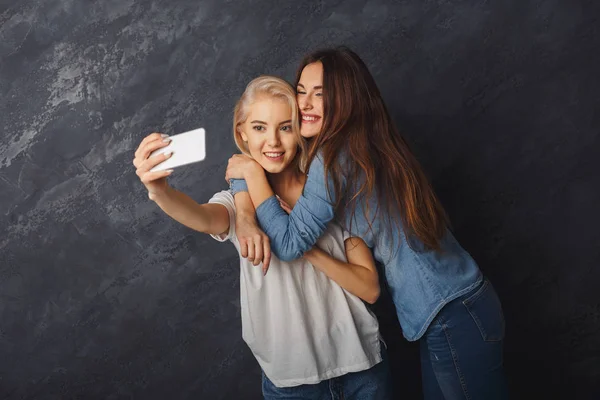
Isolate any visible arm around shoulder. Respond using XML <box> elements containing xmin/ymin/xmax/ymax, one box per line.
<box><xmin>254</xmin><ymin>153</ymin><xmax>339</xmax><ymax>261</ymax></box>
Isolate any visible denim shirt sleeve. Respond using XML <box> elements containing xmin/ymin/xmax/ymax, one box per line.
<box><xmin>256</xmin><ymin>153</ymin><xmax>340</xmax><ymax>261</ymax></box>
<box><xmin>229</xmin><ymin>178</ymin><xmax>248</xmax><ymax>195</ymax></box>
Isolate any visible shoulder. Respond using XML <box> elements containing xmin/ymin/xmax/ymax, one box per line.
<box><xmin>308</xmin><ymin>149</ymin><xmax>351</xmax><ymax>177</ymax></box>
<box><xmin>308</xmin><ymin>150</ymin><xmax>326</xmax><ymax>173</ymax></box>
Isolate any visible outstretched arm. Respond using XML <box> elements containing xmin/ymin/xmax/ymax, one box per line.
<box><xmin>133</xmin><ymin>132</ymin><xmax>230</xmax><ymax>237</ymax></box>
<box><xmin>151</xmin><ymin>186</ymin><xmax>230</xmax><ymax>236</ymax></box>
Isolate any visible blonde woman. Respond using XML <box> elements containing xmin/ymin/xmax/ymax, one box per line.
<box><xmin>132</xmin><ymin>76</ymin><xmax>392</xmax><ymax>399</ymax></box>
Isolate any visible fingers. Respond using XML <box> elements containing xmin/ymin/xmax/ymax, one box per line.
<box><xmin>280</xmin><ymin>202</ymin><xmax>291</xmax><ymax>214</ymax></box>
<box><xmin>140</xmin><ymin>169</ymin><xmax>173</xmax><ymax>184</ymax></box>
<box><xmin>140</xmin><ymin>136</ymin><xmax>172</xmax><ymax>161</ymax></box>
<box><xmin>262</xmin><ymin>238</ymin><xmax>271</xmax><ymax>275</ymax></box>
<box><xmin>133</xmin><ymin>133</ymin><xmax>171</xmax><ymax>165</ymax></box>
<box><xmin>239</xmin><ymin>239</ymin><xmax>249</xmax><ymax>259</ymax></box>
<box><xmin>136</xmin><ymin>133</ymin><xmax>163</xmax><ymax>154</ymax></box>
<box><xmin>142</xmin><ymin>150</ymin><xmax>173</xmax><ymax>171</ymax></box>
<box><xmin>136</xmin><ymin>151</ymin><xmax>173</xmax><ymax>177</ymax></box>
<box><xmin>225</xmin><ymin>156</ymin><xmax>237</xmax><ymax>181</ymax></box>
<box><xmin>143</xmin><ymin>132</ymin><xmax>165</xmax><ymax>146</ymax></box>
<box><xmin>224</xmin><ymin>159</ymin><xmax>231</xmax><ymax>182</ymax></box>
<box><xmin>246</xmin><ymin>238</ymin><xmax>255</xmax><ymax>263</ymax></box>
<box><xmin>278</xmin><ymin>198</ymin><xmax>292</xmax><ymax>214</ymax></box>
<box><xmin>225</xmin><ymin>154</ymin><xmax>251</xmax><ymax>182</ymax></box>
<box><xmin>134</xmin><ymin>133</ymin><xmax>165</xmax><ymax>158</ymax></box>
<box><xmin>253</xmin><ymin>237</ymin><xmax>263</xmax><ymax>267</ymax></box>
<box><xmin>235</xmin><ymin>229</ymin><xmax>271</xmax><ymax>275</ymax></box>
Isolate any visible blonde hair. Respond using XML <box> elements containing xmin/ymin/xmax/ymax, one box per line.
<box><xmin>233</xmin><ymin>75</ymin><xmax>306</xmax><ymax>172</ymax></box>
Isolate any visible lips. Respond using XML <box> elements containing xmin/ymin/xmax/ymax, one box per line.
<box><xmin>301</xmin><ymin>114</ymin><xmax>321</xmax><ymax>124</ymax></box>
<box><xmin>264</xmin><ymin>152</ymin><xmax>285</xmax><ymax>161</ymax></box>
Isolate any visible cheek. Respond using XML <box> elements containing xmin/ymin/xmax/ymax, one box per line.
<box><xmin>287</xmin><ymin>146</ymin><xmax>298</xmax><ymax>159</ymax></box>
<box><xmin>283</xmin><ymin>137</ymin><xmax>298</xmax><ymax>152</ymax></box>
<box><xmin>316</xmin><ymin>98</ymin><xmax>324</xmax><ymax>113</ymax></box>
<box><xmin>246</xmin><ymin>139</ymin><xmax>264</xmax><ymax>158</ymax></box>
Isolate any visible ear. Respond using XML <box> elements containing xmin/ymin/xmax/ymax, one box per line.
<box><xmin>238</xmin><ymin>126</ymin><xmax>249</xmax><ymax>142</ymax></box>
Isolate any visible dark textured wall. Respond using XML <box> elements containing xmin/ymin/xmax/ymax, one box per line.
<box><xmin>1</xmin><ymin>0</ymin><xmax>599</xmax><ymax>399</ymax></box>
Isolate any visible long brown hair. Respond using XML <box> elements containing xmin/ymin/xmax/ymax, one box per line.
<box><xmin>295</xmin><ymin>47</ymin><xmax>448</xmax><ymax>251</ymax></box>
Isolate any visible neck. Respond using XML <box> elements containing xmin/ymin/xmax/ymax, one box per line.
<box><xmin>267</xmin><ymin>166</ymin><xmax>305</xmax><ymax>205</ymax></box>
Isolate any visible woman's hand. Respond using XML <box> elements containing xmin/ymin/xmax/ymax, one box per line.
<box><xmin>225</xmin><ymin>154</ymin><xmax>262</xmax><ymax>182</ymax></box>
<box><xmin>277</xmin><ymin>196</ymin><xmax>292</xmax><ymax>214</ymax></box>
<box><xmin>133</xmin><ymin>133</ymin><xmax>175</xmax><ymax>199</ymax></box>
<box><xmin>234</xmin><ymin>210</ymin><xmax>272</xmax><ymax>275</ymax></box>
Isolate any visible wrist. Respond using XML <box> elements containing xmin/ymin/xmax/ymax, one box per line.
<box><xmin>233</xmin><ymin>192</ymin><xmax>256</xmax><ymax>217</ymax></box>
<box><xmin>148</xmin><ymin>185</ymin><xmax>172</xmax><ymax>202</ymax></box>
<box><xmin>237</xmin><ymin>209</ymin><xmax>256</xmax><ymax>221</ymax></box>
<box><xmin>245</xmin><ymin>161</ymin><xmax>263</xmax><ymax>180</ymax></box>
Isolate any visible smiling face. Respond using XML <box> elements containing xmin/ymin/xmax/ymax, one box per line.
<box><xmin>296</xmin><ymin>62</ymin><xmax>324</xmax><ymax>139</ymax></box>
<box><xmin>238</xmin><ymin>96</ymin><xmax>298</xmax><ymax>174</ymax></box>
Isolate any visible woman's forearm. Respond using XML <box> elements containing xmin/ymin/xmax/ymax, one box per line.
<box><xmin>303</xmin><ymin>247</ymin><xmax>380</xmax><ymax>304</ymax></box>
<box><xmin>244</xmin><ymin>166</ymin><xmax>275</xmax><ymax>208</ymax></box>
<box><xmin>233</xmin><ymin>191</ymin><xmax>256</xmax><ymax>217</ymax></box>
<box><xmin>151</xmin><ymin>186</ymin><xmax>229</xmax><ymax>235</ymax></box>
<box><xmin>252</xmin><ymin>154</ymin><xmax>337</xmax><ymax>261</ymax></box>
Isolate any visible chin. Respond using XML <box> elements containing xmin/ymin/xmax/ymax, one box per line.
<box><xmin>264</xmin><ymin>166</ymin><xmax>285</xmax><ymax>174</ymax></box>
<box><xmin>259</xmin><ymin>160</ymin><xmax>285</xmax><ymax>174</ymax></box>
<box><xmin>300</xmin><ymin>126</ymin><xmax>321</xmax><ymax>138</ymax></box>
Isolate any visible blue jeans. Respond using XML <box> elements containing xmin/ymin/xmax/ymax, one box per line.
<box><xmin>261</xmin><ymin>344</ymin><xmax>392</xmax><ymax>400</ymax></box>
<box><xmin>420</xmin><ymin>278</ymin><xmax>509</xmax><ymax>399</ymax></box>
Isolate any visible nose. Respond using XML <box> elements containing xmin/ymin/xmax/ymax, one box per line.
<box><xmin>266</xmin><ymin>128</ymin><xmax>281</xmax><ymax>147</ymax></box>
<box><xmin>299</xmin><ymin>94</ymin><xmax>313</xmax><ymax>111</ymax></box>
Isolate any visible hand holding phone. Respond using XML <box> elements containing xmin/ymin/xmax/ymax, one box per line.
<box><xmin>149</xmin><ymin>128</ymin><xmax>206</xmax><ymax>172</ymax></box>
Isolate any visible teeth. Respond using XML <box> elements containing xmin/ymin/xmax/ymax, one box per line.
<box><xmin>302</xmin><ymin>115</ymin><xmax>319</xmax><ymax>121</ymax></box>
<box><xmin>265</xmin><ymin>152</ymin><xmax>284</xmax><ymax>157</ymax></box>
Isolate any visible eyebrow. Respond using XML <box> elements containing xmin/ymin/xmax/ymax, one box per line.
<box><xmin>250</xmin><ymin>120</ymin><xmax>292</xmax><ymax>125</ymax></box>
<box><xmin>297</xmin><ymin>83</ymin><xmax>323</xmax><ymax>90</ymax></box>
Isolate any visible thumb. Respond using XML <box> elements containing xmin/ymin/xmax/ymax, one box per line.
<box><xmin>278</xmin><ymin>200</ymin><xmax>291</xmax><ymax>214</ymax></box>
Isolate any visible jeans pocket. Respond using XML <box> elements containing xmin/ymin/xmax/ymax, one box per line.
<box><xmin>462</xmin><ymin>279</ymin><xmax>505</xmax><ymax>342</ymax></box>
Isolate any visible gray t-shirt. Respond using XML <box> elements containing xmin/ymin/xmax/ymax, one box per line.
<box><xmin>209</xmin><ymin>190</ymin><xmax>382</xmax><ymax>388</ymax></box>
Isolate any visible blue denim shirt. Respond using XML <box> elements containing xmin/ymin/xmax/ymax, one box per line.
<box><xmin>230</xmin><ymin>153</ymin><xmax>482</xmax><ymax>341</ymax></box>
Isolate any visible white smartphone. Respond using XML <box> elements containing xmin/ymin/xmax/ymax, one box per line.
<box><xmin>149</xmin><ymin>128</ymin><xmax>206</xmax><ymax>172</ymax></box>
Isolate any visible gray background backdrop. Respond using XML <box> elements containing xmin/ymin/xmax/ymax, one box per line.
<box><xmin>1</xmin><ymin>0</ymin><xmax>599</xmax><ymax>399</ymax></box>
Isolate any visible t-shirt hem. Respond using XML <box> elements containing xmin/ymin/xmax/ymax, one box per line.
<box><xmin>265</xmin><ymin>355</ymin><xmax>383</xmax><ymax>388</ymax></box>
